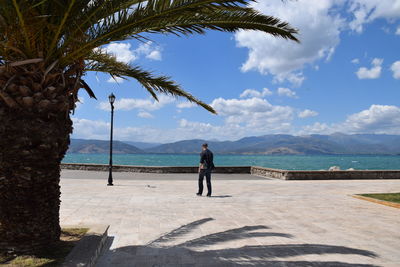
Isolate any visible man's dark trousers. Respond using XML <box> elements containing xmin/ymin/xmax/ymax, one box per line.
<box><xmin>198</xmin><ymin>169</ymin><xmax>212</xmax><ymax>196</ymax></box>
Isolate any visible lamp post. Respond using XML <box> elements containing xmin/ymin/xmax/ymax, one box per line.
<box><xmin>107</xmin><ymin>93</ymin><xmax>116</xmax><ymax>186</ymax></box>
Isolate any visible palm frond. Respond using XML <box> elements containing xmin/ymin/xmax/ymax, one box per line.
<box><xmin>47</xmin><ymin>0</ymin><xmax>77</xmax><ymax>56</ymax></box>
<box><xmin>85</xmin><ymin>51</ymin><xmax>216</xmax><ymax>113</ymax></box>
<box><xmin>61</xmin><ymin>0</ymin><xmax>298</xmax><ymax>63</ymax></box>
<box><xmin>80</xmin><ymin>79</ymin><xmax>97</xmax><ymax>99</ymax></box>
<box><xmin>11</xmin><ymin>0</ymin><xmax>31</xmax><ymax>51</ymax></box>
<box><xmin>0</xmin><ymin>0</ymin><xmax>299</xmax><ymax>114</ymax></box>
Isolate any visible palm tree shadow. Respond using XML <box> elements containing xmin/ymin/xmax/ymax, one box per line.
<box><xmin>98</xmin><ymin>218</ymin><xmax>380</xmax><ymax>267</ymax></box>
<box><xmin>176</xmin><ymin>225</ymin><xmax>291</xmax><ymax>248</ymax></box>
<box><xmin>148</xmin><ymin>217</ymin><xmax>215</xmax><ymax>246</ymax></box>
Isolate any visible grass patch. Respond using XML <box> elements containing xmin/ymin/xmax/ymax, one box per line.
<box><xmin>0</xmin><ymin>228</ymin><xmax>88</xmax><ymax>267</ymax></box>
<box><xmin>360</xmin><ymin>193</ymin><xmax>400</xmax><ymax>204</ymax></box>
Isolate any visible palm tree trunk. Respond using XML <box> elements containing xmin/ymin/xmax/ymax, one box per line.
<box><xmin>0</xmin><ymin>66</ymin><xmax>75</xmax><ymax>252</ymax></box>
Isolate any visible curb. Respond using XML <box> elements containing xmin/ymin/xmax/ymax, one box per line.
<box><xmin>62</xmin><ymin>225</ymin><xmax>109</xmax><ymax>267</ymax></box>
<box><xmin>352</xmin><ymin>195</ymin><xmax>400</xmax><ymax>209</ymax></box>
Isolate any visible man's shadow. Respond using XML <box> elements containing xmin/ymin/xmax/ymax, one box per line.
<box><xmin>204</xmin><ymin>195</ymin><xmax>232</xmax><ymax>198</ymax></box>
<box><xmin>97</xmin><ymin>218</ymin><xmax>379</xmax><ymax>267</ymax></box>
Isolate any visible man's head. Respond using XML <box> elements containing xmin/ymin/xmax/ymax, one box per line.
<box><xmin>202</xmin><ymin>143</ymin><xmax>208</xmax><ymax>150</ymax></box>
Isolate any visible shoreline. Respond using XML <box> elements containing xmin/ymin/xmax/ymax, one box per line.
<box><xmin>66</xmin><ymin>152</ymin><xmax>400</xmax><ymax>156</ymax></box>
<box><xmin>61</xmin><ymin>163</ymin><xmax>400</xmax><ymax>180</ymax></box>
<box><xmin>63</xmin><ymin>154</ymin><xmax>400</xmax><ymax>171</ymax></box>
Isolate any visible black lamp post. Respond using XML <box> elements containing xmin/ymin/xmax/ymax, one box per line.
<box><xmin>107</xmin><ymin>93</ymin><xmax>116</xmax><ymax>186</ymax></box>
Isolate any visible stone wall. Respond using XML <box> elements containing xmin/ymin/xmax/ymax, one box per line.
<box><xmin>251</xmin><ymin>166</ymin><xmax>400</xmax><ymax>180</ymax></box>
<box><xmin>61</xmin><ymin>163</ymin><xmax>400</xmax><ymax>179</ymax></box>
<box><xmin>250</xmin><ymin>166</ymin><xmax>287</xmax><ymax>179</ymax></box>
<box><xmin>284</xmin><ymin>170</ymin><xmax>400</xmax><ymax>180</ymax></box>
<box><xmin>61</xmin><ymin>163</ymin><xmax>251</xmax><ymax>174</ymax></box>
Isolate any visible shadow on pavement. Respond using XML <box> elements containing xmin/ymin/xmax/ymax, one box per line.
<box><xmin>148</xmin><ymin>218</ymin><xmax>215</xmax><ymax>246</ymax></box>
<box><xmin>97</xmin><ymin>218</ymin><xmax>379</xmax><ymax>267</ymax></box>
<box><xmin>176</xmin><ymin>225</ymin><xmax>291</xmax><ymax>248</ymax></box>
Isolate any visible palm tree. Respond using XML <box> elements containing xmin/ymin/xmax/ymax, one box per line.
<box><xmin>0</xmin><ymin>0</ymin><xmax>298</xmax><ymax>252</ymax></box>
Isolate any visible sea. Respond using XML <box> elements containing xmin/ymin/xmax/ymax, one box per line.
<box><xmin>63</xmin><ymin>153</ymin><xmax>400</xmax><ymax>170</ymax></box>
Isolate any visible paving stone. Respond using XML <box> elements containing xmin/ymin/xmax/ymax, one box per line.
<box><xmin>60</xmin><ymin>170</ymin><xmax>400</xmax><ymax>266</ymax></box>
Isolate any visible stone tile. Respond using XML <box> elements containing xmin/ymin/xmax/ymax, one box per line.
<box><xmin>59</xmin><ymin>171</ymin><xmax>400</xmax><ymax>266</ymax></box>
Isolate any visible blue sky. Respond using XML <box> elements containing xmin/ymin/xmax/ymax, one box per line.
<box><xmin>72</xmin><ymin>0</ymin><xmax>400</xmax><ymax>143</ymax></box>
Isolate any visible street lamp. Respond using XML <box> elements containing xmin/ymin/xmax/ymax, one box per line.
<box><xmin>107</xmin><ymin>93</ymin><xmax>116</xmax><ymax>186</ymax></box>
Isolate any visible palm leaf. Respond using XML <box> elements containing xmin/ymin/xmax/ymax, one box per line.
<box><xmin>86</xmin><ymin>51</ymin><xmax>216</xmax><ymax>113</ymax></box>
<box><xmin>11</xmin><ymin>0</ymin><xmax>31</xmax><ymax>51</ymax></box>
<box><xmin>61</xmin><ymin>0</ymin><xmax>298</xmax><ymax>63</ymax></box>
<box><xmin>0</xmin><ymin>0</ymin><xmax>299</xmax><ymax>114</ymax></box>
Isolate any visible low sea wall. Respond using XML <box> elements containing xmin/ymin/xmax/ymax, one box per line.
<box><xmin>250</xmin><ymin>166</ymin><xmax>400</xmax><ymax>180</ymax></box>
<box><xmin>61</xmin><ymin>163</ymin><xmax>400</xmax><ymax>180</ymax></box>
<box><xmin>249</xmin><ymin>166</ymin><xmax>287</xmax><ymax>179</ymax></box>
<box><xmin>61</xmin><ymin>163</ymin><xmax>251</xmax><ymax>174</ymax></box>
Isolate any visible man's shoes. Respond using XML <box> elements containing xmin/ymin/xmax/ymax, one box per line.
<box><xmin>206</xmin><ymin>194</ymin><xmax>211</xmax><ymax>197</ymax></box>
<box><xmin>196</xmin><ymin>193</ymin><xmax>202</xmax><ymax>196</ymax></box>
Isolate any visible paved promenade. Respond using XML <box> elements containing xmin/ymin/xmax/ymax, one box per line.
<box><xmin>60</xmin><ymin>170</ymin><xmax>400</xmax><ymax>267</ymax></box>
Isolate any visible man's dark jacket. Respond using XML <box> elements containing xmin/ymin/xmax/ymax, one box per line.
<box><xmin>200</xmin><ymin>149</ymin><xmax>214</xmax><ymax>170</ymax></box>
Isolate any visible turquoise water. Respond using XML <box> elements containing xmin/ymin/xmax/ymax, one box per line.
<box><xmin>63</xmin><ymin>153</ymin><xmax>400</xmax><ymax>170</ymax></box>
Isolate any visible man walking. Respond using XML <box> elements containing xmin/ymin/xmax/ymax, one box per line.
<box><xmin>197</xmin><ymin>143</ymin><xmax>214</xmax><ymax>197</ymax></box>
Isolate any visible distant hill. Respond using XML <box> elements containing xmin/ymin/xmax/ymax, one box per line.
<box><xmin>145</xmin><ymin>134</ymin><xmax>400</xmax><ymax>155</ymax></box>
<box><xmin>68</xmin><ymin>139</ymin><xmax>144</xmax><ymax>154</ymax></box>
<box><xmin>123</xmin><ymin>141</ymin><xmax>162</xmax><ymax>150</ymax></box>
<box><xmin>68</xmin><ymin>134</ymin><xmax>400</xmax><ymax>155</ymax></box>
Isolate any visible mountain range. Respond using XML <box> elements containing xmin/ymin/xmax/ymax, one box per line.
<box><xmin>68</xmin><ymin>133</ymin><xmax>400</xmax><ymax>155</ymax></box>
<box><xmin>68</xmin><ymin>139</ymin><xmax>144</xmax><ymax>154</ymax></box>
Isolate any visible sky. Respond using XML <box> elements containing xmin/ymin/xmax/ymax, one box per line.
<box><xmin>72</xmin><ymin>0</ymin><xmax>400</xmax><ymax>143</ymax></box>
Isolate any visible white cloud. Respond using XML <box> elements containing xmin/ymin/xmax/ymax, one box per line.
<box><xmin>240</xmin><ymin>88</ymin><xmax>273</xmax><ymax>98</ymax></box>
<box><xmin>262</xmin><ymin>88</ymin><xmax>273</xmax><ymax>96</ymax></box>
<box><xmin>356</xmin><ymin>58</ymin><xmax>383</xmax><ymax>79</ymax></box>
<box><xmin>177</xmin><ymin>119</ymin><xmax>247</xmax><ymax>141</ymax></box>
<box><xmin>147</xmin><ymin>50</ymin><xmax>162</xmax><ymax>61</ymax></box>
<box><xmin>277</xmin><ymin>87</ymin><xmax>297</xmax><ymax>98</ymax></box>
<box><xmin>177</xmin><ymin>101</ymin><xmax>197</xmax><ymax>109</ymax></box>
<box><xmin>351</xmin><ymin>58</ymin><xmax>360</xmax><ymax>64</ymax></box>
<box><xmin>107</xmin><ymin>76</ymin><xmax>125</xmax><ymax>84</ymax></box>
<box><xmin>75</xmin><ymin>104</ymin><xmax>400</xmax><ymax>142</ymax></box>
<box><xmin>71</xmin><ymin>118</ymin><xmax>169</xmax><ymax>142</ymax></box>
<box><xmin>175</xmin><ymin>91</ymin><xmax>308</xmax><ymax>139</ymax></box>
<box><xmin>210</xmin><ymin>97</ymin><xmax>294</xmax><ymax>133</ymax></box>
<box><xmin>396</xmin><ymin>26</ymin><xmax>400</xmax><ymax>35</ymax></box>
<box><xmin>234</xmin><ymin>0</ymin><xmax>400</xmax><ymax>86</ymax></box>
<box><xmin>381</xmin><ymin>26</ymin><xmax>391</xmax><ymax>34</ymax></box>
<box><xmin>235</xmin><ymin>0</ymin><xmax>343</xmax><ymax>86</ymax></box>
<box><xmin>372</xmin><ymin>58</ymin><xmax>383</xmax><ymax>66</ymax></box>
<box><xmin>103</xmin><ymin>43</ymin><xmax>136</xmax><ymax>64</ymax></box>
<box><xmin>338</xmin><ymin>104</ymin><xmax>400</xmax><ymax>134</ymax></box>
<box><xmin>298</xmin><ymin>109</ymin><xmax>319</xmax><ymax>118</ymax></box>
<box><xmin>99</xmin><ymin>95</ymin><xmax>175</xmax><ymax>111</ymax></box>
<box><xmin>240</xmin><ymin>89</ymin><xmax>259</xmax><ymax>98</ymax></box>
<box><xmin>102</xmin><ymin>41</ymin><xmax>162</xmax><ymax>66</ymax></box>
<box><xmin>72</xmin><ymin>118</ymin><xmax>110</xmax><ymax>140</ymax></box>
<box><xmin>301</xmin><ymin>122</ymin><xmax>330</xmax><ymax>134</ymax></box>
<box><xmin>138</xmin><ymin>111</ymin><xmax>154</xmax><ymax>119</ymax></box>
<box><xmin>135</xmin><ymin>41</ymin><xmax>162</xmax><ymax>61</ymax></box>
<box><xmin>179</xmin><ymin>119</ymin><xmax>222</xmax><ymax>136</ymax></box>
<box><xmin>348</xmin><ymin>0</ymin><xmax>400</xmax><ymax>33</ymax></box>
<box><xmin>71</xmin><ymin>116</ymin><xmax>244</xmax><ymax>142</ymax></box>
<box><xmin>390</xmin><ymin>61</ymin><xmax>400</xmax><ymax>79</ymax></box>
<box><xmin>102</xmin><ymin>41</ymin><xmax>163</xmax><ymax>84</ymax></box>
<box><xmin>75</xmin><ymin>97</ymin><xmax>84</xmax><ymax>110</ymax></box>
<box><xmin>302</xmin><ymin>105</ymin><xmax>400</xmax><ymax>135</ymax></box>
